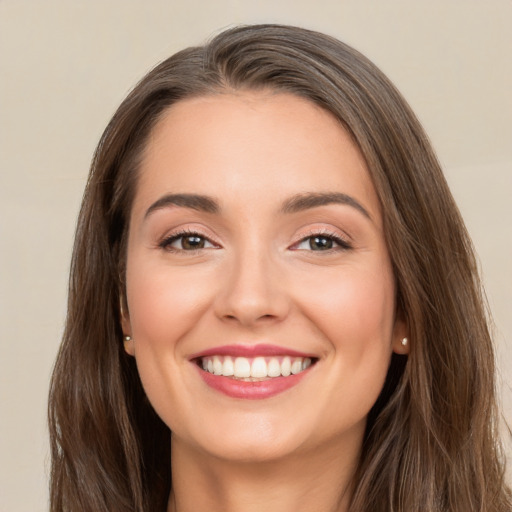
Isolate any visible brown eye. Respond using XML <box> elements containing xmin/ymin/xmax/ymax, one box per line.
<box><xmin>160</xmin><ymin>232</ymin><xmax>216</xmax><ymax>251</ymax></box>
<box><xmin>309</xmin><ymin>236</ymin><xmax>333</xmax><ymax>251</ymax></box>
<box><xmin>293</xmin><ymin>232</ymin><xmax>352</xmax><ymax>252</ymax></box>
<box><xmin>181</xmin><ymin>235</ymin><xmax>206</xmax><ymax>250</ymax></box>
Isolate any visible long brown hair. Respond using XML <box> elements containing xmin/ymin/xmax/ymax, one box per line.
<box><xmin>48</xmin><ymin>24</ymin><xmax>511</xmax><ymax>511</ymax></box>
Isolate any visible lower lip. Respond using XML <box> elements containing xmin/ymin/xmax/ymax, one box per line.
<box><xmin>196</xmin><ymin>366</ymin><xmax>311</xmax><ymax>399</ymax></box>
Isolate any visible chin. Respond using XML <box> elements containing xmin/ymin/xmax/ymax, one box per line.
<box><xmin>171</xmin><ymin>409</ymin><xmax>310</xmax><ymax>463</ymax></box>
<box><xmin>197</xmin><ymin>434</ymin><xmax>304</xmax><ymax>464</ymax></box>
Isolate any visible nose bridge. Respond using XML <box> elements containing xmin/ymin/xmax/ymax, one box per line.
<box><xmin>215</xmin><ymin>237</ymin><xmax>289</xmax><ymax>325</ymax></box>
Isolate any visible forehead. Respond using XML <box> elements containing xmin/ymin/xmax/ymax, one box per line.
<box><xmin>133</xmin><ymin>91</ymin><xmax>381</xmax><ymax>221</ymax></box>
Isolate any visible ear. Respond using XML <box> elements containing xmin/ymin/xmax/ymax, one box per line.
<box><xmin>120</xmin><ymin>299</ymin><xmax>135</xmax><ymax>356</ymax></box>
<box><xmin>391</xmin><ymin>312</ymin><xmax>409</xmax><ymax>355</ymax></box>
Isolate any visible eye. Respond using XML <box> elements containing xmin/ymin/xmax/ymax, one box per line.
<box><xmin>160</xmin><ymin>231</ymin><xmax>217</xmax><ymax>252</ymax></box>
<box><xmin>293</xmin><ymin>233</ymin><xmax>351</xmax><ymax>251</ymax></box>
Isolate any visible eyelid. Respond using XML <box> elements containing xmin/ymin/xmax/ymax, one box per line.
<box><xmin>289</xmin><ymin>227</ymin><xmax>352</xmax><ymax>251</ymax></box>
<box><xmin>158</xmin><ymin>227</ymin><xmax>221</xmax><ymax>252</ymax></box>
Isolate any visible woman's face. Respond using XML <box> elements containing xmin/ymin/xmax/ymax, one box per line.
<box><xmin>122</xmin><ymin>91</ymin><xmax>407</xmax><ymax>462</ymax></box>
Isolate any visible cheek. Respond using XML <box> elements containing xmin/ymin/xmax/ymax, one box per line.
<box><xmin>124</xmin><ymin>258</ymin><xmax>213</xmax><ymax>399</ymax></box>
<box><xmin>125</xmin><ymin>259</ymin><xmax>214</xmax><ymax>346</ymax></box>
<box><xmin>123</xmin><ymin>258</ymin><xmax>217</xmax><ymax>431</ymax></box>
<box><xmin>296</xmin><ymin>263</ymin><xmax>396</xmax><ymax>402</ymax></box>
<box><xmin>299</xmin><ymin>264</ymin><xmax>396</xmax><ymax>350</ymax></box>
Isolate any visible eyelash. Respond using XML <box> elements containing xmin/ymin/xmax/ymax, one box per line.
<box><xmin>159</xmin><ymin>229</ymin><xmax>218</xmax><ymax>253</ymax></box>
<box><xmin>158</xmin><ymin>229</ymin><xmax>352</xmax><ymax>253</ymax></box>
<box><xmin>291</xmin><ymin>230</ymin><xmax>352</xmax><ymax>252</ymax></box>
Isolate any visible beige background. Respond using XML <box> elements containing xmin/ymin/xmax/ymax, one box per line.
<box><xmin>0</xmin><ymin>1</ymin><xmax>510</xmax><ymax>510</ymax></box>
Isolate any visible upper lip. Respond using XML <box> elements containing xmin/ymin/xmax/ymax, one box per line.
<box><xmin>189</xmin><ymin>344</ymin><xmax>316</xmax><ymax>359</ymax></box>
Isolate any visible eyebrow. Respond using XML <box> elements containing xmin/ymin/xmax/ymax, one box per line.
<box><xmin>280</xmin><ymin>192</ymin><xmax>372</xmax><ymax>220</ymax></box>
<box><xmin>144</xmin><ymin>193</ymin><xmax>220</xmax><ymax>219</ymax></box>
<box><xmin>144</xmin><ymin>191</ymin><xmax>371</xmax><ymax>220</ymax></box>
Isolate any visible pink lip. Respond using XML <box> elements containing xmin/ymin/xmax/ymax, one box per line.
<box><xmin>195</xmin><ymin>365</ymin><xmax>311</xmax><ymax>400</ymax></box>
<box><xmin>189</xmin><ymin>343</ymin><xmax>315</xmax><ymax>359</ymax></box>
<box><xmin>189</xmin><ymin>344</ymin><xmax>317</xmax><ymax>400</ymax></box>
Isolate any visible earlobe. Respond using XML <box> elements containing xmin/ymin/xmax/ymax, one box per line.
<box><xmin>392</xmin><ymin>314</ymin><xmax>409</xmax><ymax>355</ymax></box>
<box><xmin>393</xmin><ymin>336</ymin><xmax>410</xmax><ymax>355</ymax></box>
<box><xmin>120</xmin><ymin>297</ymin><xmax>135</xmax><ymax>356</ymax></box>
<box><xmin>123</xmin><ymin>335</ymin><xmax>136</xmax><ymax>356</ymax></box>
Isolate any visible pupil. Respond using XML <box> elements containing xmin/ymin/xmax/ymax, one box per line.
<box><xmin>310</xmin><ymin>236</ymin><xmax>332</xmax><ymax>250</ymax></box>
<box><xmin>183</xmin><ymin>236</ymin><xmax>204</xmax><ymax>249</ymax></box>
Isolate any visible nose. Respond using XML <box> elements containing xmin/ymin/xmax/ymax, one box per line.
<box><xmin>213</xmin><ymin>247</ymin><xmax>291</xmax><ymax>328</ymax></box>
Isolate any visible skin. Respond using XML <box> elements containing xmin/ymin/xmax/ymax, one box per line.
<box><xmin>122</xmin><ymin>91</ymin><xmax>408</xmax><ymax>512</ymax></box>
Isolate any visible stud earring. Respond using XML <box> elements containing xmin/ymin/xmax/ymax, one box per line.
<box><xmin>123</xmin><ymin>334</ymin><xmax>135</xmax><ymax>356</ymax></box>
<box><xmin>401</xmin><ymin>337</ymin><xmax>408</xmax><ymax>347</ymax></box>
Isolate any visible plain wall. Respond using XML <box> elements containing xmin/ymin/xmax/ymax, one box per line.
<box><xmin>0</xmin><ymin>1</ymin><xmax>510</xmax><ymax>510</ymax></box>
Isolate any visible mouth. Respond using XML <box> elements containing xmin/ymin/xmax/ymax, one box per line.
<box><xmin>196</xmin><ymin>355</ymin><xmax>316</xmax><ymax>381</ymax></box>
<box><xmin>190</xmin><ymin>344</ymin><xmax>318</xmax><ymax>399</ymax></box>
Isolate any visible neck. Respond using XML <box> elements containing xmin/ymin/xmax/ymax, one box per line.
<box><xmin>167</xmin><ymin>435</ymin><xmax>360</xmax><ymax>512</ymax></box>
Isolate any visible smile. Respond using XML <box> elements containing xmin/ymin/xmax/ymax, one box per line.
<box><xmin>190</xmin><ymin>344</ymin><xmax>318</xmax><ymax>399</ymax></box>
<box><xmin>199</xmin><ymin>355</ymin><xmax>314</xmax><ymax>380</ymax></box>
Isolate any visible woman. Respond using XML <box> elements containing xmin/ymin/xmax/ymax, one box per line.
<box><xmin>48</xmin><ymin>24</ymin><xmax>511</xmax><ymax>511</ymax></box>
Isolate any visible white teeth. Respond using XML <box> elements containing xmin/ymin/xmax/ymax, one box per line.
<box><xmin>267</xmin><ymin>358</ymin><xmax>281</xmax><ymax>377</ymax></box>
<box><xmin>250</xmin><ymin>357</ymin><xmax>267</xmax><ymax>378</ymax></box>
<box><xmin>281</xmin><ymin>356</ymin><xmax>291</xmax><ymax>377</ymax></box>
<box><xmin>200</xmin><ymin>355</ymin><xmax>315</xmax><ymax>379</ymax></box>
<box><xmin>213</xmin><ymin>356</ymin><xmax>223</xmax><ymax>375</ymax></box>
<box><xmin>291</xmin><ymin>358</ymin><xmax>303</xmax><ymax>375</ymax></box>
<box><xmin>222</xmin><ymin>356</ymin><xmax>234</xmax><ymax>376</ymax></box>
<box><xmin>234</xmin><ymin>357</ymin><xmax>251</xmax><ymax>378</ymax></box>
